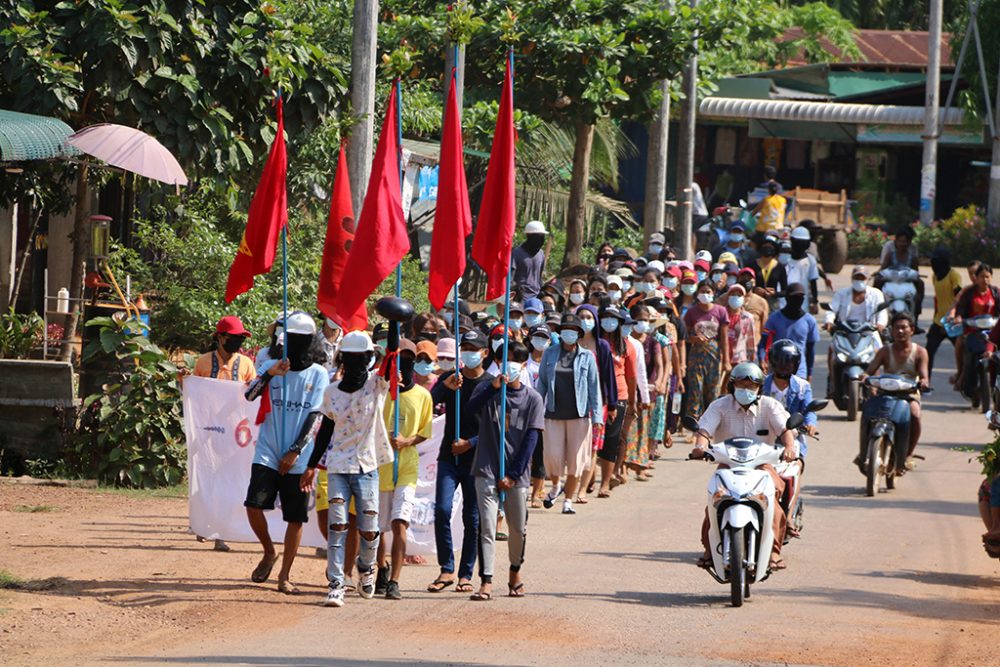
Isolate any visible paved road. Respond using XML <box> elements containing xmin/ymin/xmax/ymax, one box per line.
<box><xmin>119</xmin><ymin>268</ymin><xmax>998</xmax><ymax>667</ymax></box>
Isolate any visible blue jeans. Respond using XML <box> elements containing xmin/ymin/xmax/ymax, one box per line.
<box><xmin>434</xmin><ymin>457</ymin><xmax>480</xmax><ymax>580</ymax></box>
<box><xmin>326</xmin><ymin>470</ymin><xmax>380</xmax><ymax>588</ymax></box>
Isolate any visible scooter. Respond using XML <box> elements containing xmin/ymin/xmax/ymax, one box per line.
<box><xmin>859</xmin><ymin>374</ymin><xmax>920</xmax><ymax>496</ymax></box>
<box><xmin>684</xmin><ymin>412</ymin><xmax>804</xmax><ymax>608</ymax></box>
<box><xmin>961</xmin><ymin>314</ymin><xmax>998</xmax><ymax>413</ymax></box>
<box><xmin>776</xmin><ymin>400</ymin><xmax>828</xmax><ymax>540</ymax></box>
<box><xmin>878</xmin><ymin>265</ymin><xmax>921</xmax><ymax>324</ymax></box>
<box><xmin>823</xmin><ymin>307</ymin><xmax>882</xmax><ymax>422</ymax></box>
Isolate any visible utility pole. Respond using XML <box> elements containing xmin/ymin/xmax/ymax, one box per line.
<box><xmin>989</xmin><ymin>51</ymin><xmax>1000</xmax><ymax>224</ymax></box>
<box><xmin>675</xmin><ymin>0</ymin><xmax>698</xmax><ymax>260</ymax></box>
<box><xmin>443</xmin><ymin>44</ymin><xmax>466</xmax><ymax>120</ymax></box>
<box><xmin>643</xmin><ymin>1</ymin><xmax>673</xmax><ymax>246</ymax></box>
<box><xmin>347</xmin><ymin>0</ymin><xmax>379</xmax><ymax>217</ymax></box>
<box><xmin>920</xmin><ymin>0</ymin><xmax>943</xmax><ymax>224</ymax></box>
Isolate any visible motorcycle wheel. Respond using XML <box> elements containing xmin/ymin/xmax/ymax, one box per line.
<box><xmin>865</xmin><ymin>437</ymin><xmax>879</xmax><ymax>497</ymax></box>
<box><xmin>980</xmin><ymin>366</ymin><xmax>990</xmax><ymax>414</ymax></box>
<box><xmin>846</xmin><ymin>380</ymin><xmax>858</xmax><ymax>422</ymax></box>
<box><xmin>882</xmin><ymin>436</ymin><xmax>894</xmax><ymax>491</ymax></box>
<box><xmin>729</xmin><ymin>526</ymin><xmax>745</xmax><ymax>608</ymax></box>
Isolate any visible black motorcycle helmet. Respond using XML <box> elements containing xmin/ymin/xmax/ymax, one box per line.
<box><xmin>768</xmin><ymin>339</ymin><xmax>801</xmax><ymax>380</ymax></box>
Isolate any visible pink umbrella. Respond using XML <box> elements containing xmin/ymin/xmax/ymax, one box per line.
<box><xmin>67</xmin><ymin>123</ymin><xmax>188</xmax><ymax>186</ymax></box>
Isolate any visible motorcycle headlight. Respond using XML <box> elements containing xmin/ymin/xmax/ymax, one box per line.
<box><xmin>836</xmin><ymin>351</ymin><xmax>848</xmax><ymax>363</ymax></box>
<box><xmin>857</xmin><ymin>342</ymin><xmax>875</xmax><ymax>361</ymax></box>
<box><xmin>712</xmin><ymin>487</ymin><xmax>741</xmax><ymax>507</ymax></box>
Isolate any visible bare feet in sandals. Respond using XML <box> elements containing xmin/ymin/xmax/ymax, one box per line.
<box><xmin>455</xmin><ymin>579</ymin><xmax>473</xmax><ymax>593</ymax></box>
<box><xmin>470</xmin><ymin>582</ymin><xmax>493</xmax><ymax>601</ymax></box>
<box><xmin>277</xmin><ymin>578</ymin><xmax>300</xmax><ymax>595</ymax></box>
<box><xmin>251</xmin><ymin>551</ymin><xmax>278</xmax><ymax>583</ymax></box>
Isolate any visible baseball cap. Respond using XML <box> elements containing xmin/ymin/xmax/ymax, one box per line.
<box><xmin>525</xmin><ymin>220</ymin><xmax>548</xmax><ymax>235</ymax></box>
<box><xmin>559</xmin><ymin>313</ymin><xmax>585</xmax><ymax>332</ymax></box>
<box><xmin>528</xmin><ymin>324</ymin><xmax>551</xmax><ymax>338</ymax></box>
<box><xmin>509</xmin><ymin>301</ymin><xmax>524</xmax><ymax>315</ymax></box>
<box><xmin>695</xmin><ymin>250</ymin><xmax>713</xmax><ymax>263</ymax></box>
<box><xmin>681</xmin><ymin>270</ymin><xmax>698</xmax><ymax>283</ymax></box>
<box><xmin>340</xmin><ymin>330</ymin><xmax>374</xmax><ymax>353</ymax></box>
<box><xmin>607</xmin><ymin>275</ymin><xmax>623</xmax><ymax>289</ymax></box>
<box><xmin>650</xmin><ymin>232</ymin><xmax>666</xmax><ymax>244</ymax></box>
<box><xmin>436</xmin><ymin>338</ymin><xmax>456</xmax><ymax>359</ymax></box>
<box><xmin>416</xmin><ymin>340</ymin><xmax>437</xmax><ymax>361</ymax></box>
<box><xmin>694</xmin><ymin>259</ymin><xmax>711</xmax><ymax>273</ymax></box>
<box><xmin>647</xmin><ymin>260</ymin><xmax>665</xmax><ymax>273</ymax></box>
<box><xmin>461</xmin><ymin>330</ymin><xmax>488</xmax><ymax>350</ymax></box>
<box><xmin>523</xmin><ymin>297</ymin><xmax>544</xmax><ymax>314</ymax></box>
<box><xmin>786</xmin><ymin>282</ymin><xmax>806</xmax><ymax>297</ymax></box>
<box><xmin>284</xmin><ymin>312</ymin><xmax>316</xmax><ymax>335</ymax></box>
<box><xmin>851</xmin><ymin>265</ymin><xmax>869</xmax><ymax>278</ymax></box>
<box><xmin>216</xmin><ymin>315</ymin><xmax>249</xmax><ymax>337</ymax></box>
<box><xmin>738</xmin><ymin>267</ymin><xmax>755</xmax><ymax>278</ymax></box>
<box><xmin>398</xmin><ymin>338</ymin><xmax>418</xmax><ymax>356</ymax></box>
<box><xmin>718</xmin><ymin>252</ymin><xmax>738</xmax><ymax>266</ymax></box>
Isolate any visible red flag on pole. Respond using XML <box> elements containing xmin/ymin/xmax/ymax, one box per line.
<box><xmin>428</xmin><ymin>73</ymin><xmax>472</xmax><ymax>311</ymax></box>
<box><xmin>225</xmin><ymin>96</ymin><xmax>288</xmax><ymax>303</ymax></box>
<box><xmin>471</xmin><ymin>57</ymin><xmax>517</xmax><ymax>301</ymax></box>
<box><xmin>335</xmin><ymin>90</ymin><xmax>410</xmax><ymax>328</ymax></box>
<box><xmin>317</xmin><ymin>147</ymin><xmax>364</xmax><ymax>328</ymax></box>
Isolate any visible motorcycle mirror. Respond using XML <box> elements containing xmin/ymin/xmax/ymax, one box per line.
<box><xmin>785</xmin><ymin>413</ymin><xmax>805</xmax><ymax>431</ymax></box>
<box><xmin>681</xmin><ymin>416</ymin><xmax>701</xmax><ymax>433</ymax></box>
<box><xmin>819</xmin><ymin>302</ymin><xmax>832</xmax><ymax>311</ymax></box>
<box><xmin>805</xmin><ymin>399</ymin><xmax>829</xmax><ymax>413</ymax></box>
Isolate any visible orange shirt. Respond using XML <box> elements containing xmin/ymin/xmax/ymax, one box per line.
<box><xmin>611</xmin><ymin>340</ymin><xmax>638</xmax><ymax>402</ymax></box>
<box><xmin>192</xmin><ymin>351</ymin><xmax>257</xmax><ymax>383</ymax></box>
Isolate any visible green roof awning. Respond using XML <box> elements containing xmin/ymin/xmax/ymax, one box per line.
<box><xmin>0</xmin><ymin>109</ymin><xmax>77</xmax><ymax>162</ymax></box>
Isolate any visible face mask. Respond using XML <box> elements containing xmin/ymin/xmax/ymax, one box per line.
<box><xmin>740</xmin><ymin>280</ymin><xmax>755</xmax><ymax>291</ymax></box>
<box><xmin>852</xmin><ymin>280</ymin><xmax>867</xmax><ymax>293</ymax></box>
<box><xmin>580</xmin><ymin>318</ymin><xmax>596</xmax><ymax>333</ymax></box>
<box><xmin>734</xmin><ymin>387</ymin><xmax>759</xmax><ymax>407</ymax></box>
<box><xmin>663</xmin><ymin>277</ymin><xmax>678</xmax><ymax>290</ymax></box>
<box><xmin>285</xmin><ymin>333</ymin><xmax>313</xmax><ymax>371</ymax></box>
<box><xmin>761</xmin><ymin>247</ymin><xmax>776</xmax><ymax>258</ymax></box>
<box><xmin>377</xmin><ymin>339</ymin><xmax>388</xmax><ymax>352</ymax></box>
<box><xmin>460</xmin><ymin>351</ymin><xmax>484</xmax><ymax>369</ymax></box>
<box><xmin>634</xmin><ymin>321</ymin><xmax>650</xmax><ymax>334</ymax></box>
<box><xmin>339</xmin><ymin>352</ymin><xmax>372</xmax><ymax>390</ymax></box>
<box><xmin>505</xmin><ymin>361</ymin><xmax>523</xmax><ymax>378</ymax></box>
<box><xmin>648</xmin><ymin>243</ymin><xmax>663</xmax><ymax>256</ymax></box>
<box><xmin>221</xmin><ymin>336</ymin><xmax>244</xmax><ymax>354</ymax></box>
<box><xmin>398</xmin><ymin>355</ymin><xmax>416</xmax><ymax>387</ymax></box>
<box><xmin>778</xmin><ymin>253</ymin><xmax>791</xmax><ymax>265</ymax></box>
<box><xmin>600</xmin><ymin>317</ymin><xmax>619</xmax><ymax>332</ymax></box>
<box><xmin>622</xmin><ymin>324</ymin><xmax>634</xmax><ymax>337</ymax></box>
<box><xmin>710</xmin><ymin>272</ymin><xmax>723</xmax><ymax>284</ymax></box>
<box><xmin>608</xmin><ymin>290</ymin><xmax>622</xmax><ymax>302</ymax></box>
<box><xmin>681</xmin><ymin>284</ymin><xmax>697</xmax><ymax>296</ymax></box>
<box><xmin>415</xmin><ymin>331</ymin><xmax>437</xmax><ymax>343</ymax></box>
<box><xmin>785</xmin><ymin>295</ymin><xmax>806</xmax><ymax>312</ymax></box>
<box><xmin>697</xmin><ymin>292</ymin><xmax>714</xmax><ymax>305</ymax></box>
<box><xmin>696</xmin><ymin>271</ymin><xmax>707</xmax><ymax>282</ymax></box>
<box><xmin>728</xmin><ymin>296</ymin><xmax>745</xmax><ymax>309</ymax></box>
<box><xmin>531</xmin><ymin>336</ymin><xmax>550</xmax><ymax>351</ymax></box>
<box><xmin>729</xmin><ymin>233</ymin><xmax>744</xmax><ymax>245</ymax></box>
<box><xmin>438</xmin><ymin>358</ymin><xmax>456</xmax><ymax>373</ymax></box>
<box><xmin>509</xmin><ymin>317</ymin><xmax>523</xmax><ymax>330</ymax></box>
<box><xmin>560</xmin><ymin>329</ymin><xmax>579</xmax><ymax>345</ymax></box>
<box><xmin>622</xmin><ymin>280</ymin><xmax>632</xmax><ymax>292</ymax></box>
<box><xmin>525</xmin><ymin>314</ymin><xmax>544</xmax><ymax>328</ymax></box>
<box><xmin>569</xmin><ymin>292</ymin><xmax>585</xmax><ymax>305</ymax></box>
<box><xmin>414</xmin><ymin>360</ymin><xmax>437</xmax><ymax>376</ymax></box>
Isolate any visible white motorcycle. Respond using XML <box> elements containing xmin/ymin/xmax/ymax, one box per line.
<box><xmin>878</xmin><ymin>265</ymin><xmax>921</xmax><ymax>324</ymax></box>
<box><xmin>684</xmin><ymin>412</ymin><xmax>804</xmax><ymax>607</ymax></box>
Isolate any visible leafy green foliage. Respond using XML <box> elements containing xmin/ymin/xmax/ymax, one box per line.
<box><xmin>70</xmin><ymin>315</ymin><xmax>185</xmax><ymax>488</ymax></box>
<box><xmin>0</xmin><ymin>307</ymin><xmax>44</xmax><ymax>359</ymax></box>
<box><xmin>914</xmin><ymin>205</ymin><xmax>1000</xmax><ymax>266</ymax></box>
<box><xmin>977</xmin><ymin>430</ymin><xmax>1000</xmax><ymax>478</ymax></box>
<box><xmin>846</xmin><ymin>226</ymin><xmax>890</xmax><ymax>260</ymax></box>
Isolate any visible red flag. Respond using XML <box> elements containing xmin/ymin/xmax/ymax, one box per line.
<box><xmin>317</xmin><ymin>147</ymin><xmax>364</xmax><ymax>327</ymax></box>
<box><xmin>335</xmin><ymin>89</ymin><xmax>410</xmax><ymax>329</ymax></box>
<box><xmin>428</xmin><ymin>74</ymin><xmax>472</xmax><ymax>311</ymax></box>
<box><xmin>471</xmin><ymin>57</ymin><xmax>517</xmax><ymax>300</ymax></box>
<box><xmin>225</xmin><ymin>96</ymin><xmax>288</xmax><ymax>303</ymax></box>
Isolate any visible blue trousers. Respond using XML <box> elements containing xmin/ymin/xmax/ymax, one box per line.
<box><xmin>434</xmin><ymin>457</ymin><xmax>480</xmax><ymax>580</ymax></box>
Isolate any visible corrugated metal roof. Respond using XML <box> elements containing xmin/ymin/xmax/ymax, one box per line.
<box><xmin>700</xmin><ymin>97</ymin><xmax>965</xmax><ymax>126</ymax></box>
<box><xmin>782</xmin><ymin>28</ymin><xmax>953</xmax><ymax>68</ymax></box>
<box><xmin>0</xmin><ymin>109</ymin><xmax>77</xmax><ymax>162</ymax></box>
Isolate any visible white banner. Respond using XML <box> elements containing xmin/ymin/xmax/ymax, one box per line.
<box><xmin>183</xmin><ymin>376</ymin><xmax>462</xmax><ymax>556</ymax></box>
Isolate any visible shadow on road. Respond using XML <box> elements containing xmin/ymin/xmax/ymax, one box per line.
<box><xmin>579</xmin><ymin>550</ymin><xmax>697</xmax><ymax>565</ymax></box>
<box><xmin>766</xmin><ymin>585</ymin><xmax>999</xmax><ymax>622</ymax></box>
<box><xmin>105</xmin><ymin>659</ymin><xmax>527</xmax><ymax>667</ymax></box>
<box><xmin>853</xmin><ymin>569</ymin><xmax>1000</xmax><ymax>589</ymax></box>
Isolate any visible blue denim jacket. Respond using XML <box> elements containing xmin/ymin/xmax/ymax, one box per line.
<box><xmin>763</xmin><ymin>373</ymin><xmax>815</xmax><ymax>456</ymax></box>
<box><xmin>536</xmin><ymin>343</ymin><xmax>603</xmax><ymax>425</ymax></box>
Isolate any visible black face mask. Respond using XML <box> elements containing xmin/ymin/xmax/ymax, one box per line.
<box><xmin>791</xmin><ymin>239</ymin><xmax>809</xmax><ymax>260</ymax></box>
<box><xmin>761</xmin><ymin>246</ymin><xmax>776</xmax><ymax>258</ymax></box>
<box><xmin>338</xmin><ymin>352</ymin><xmax>371</xmax><ymax>392</ymax></box>
<box><xmin>740</xmin><ymin>280</ymin><xmax>756</xmax><ymax>291</ymax></box>
<box><xmin>285</xmin><ymin>333</ymin><xmax>313</xmax><ymax>371</ymax></box>
<box><xmin>415</xmin><ymin>331</ymin><xmax>437</xmax><ymax>343</ymax></box>
<box><xmin>931</xmin><ymin>257</ymin><xmax>950</xmax><ymax>280</ymax></box>
<box><xmin>782</xmin><ymin>295</ymin><xmax>806</xmax><ymax>319</ymax></box>
<box><xmin>398</xmin><ymin>355</ymin><xmax>415</xmax><ymax>389</ymax></box>
<box><xmin>221</xmin><ymin>336</ymin><xmax>244</xmax><ymax>354</ymax></box>
<box><xmin>522</xmin><ymin>234</ymin><xmax>545</xmax><ymax>254</ymax></box>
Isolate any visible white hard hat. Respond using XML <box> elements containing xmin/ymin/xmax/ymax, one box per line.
<box><xmin>525</xmin><ymin>220</ymin><xmax>548</xmax><ymax>235</ymax></box>
<box><xmin>695</xmin><ymin>250</ymin><xmax>713</xmax><ymax>263</ymax></box>
<box><xmin>791</xmin><ymin>226</ymin><xmax>811</xmax><ymax>241</ymax></box>
<box><xmin>284</xmin><ymin>311</ymin><xmax>317</xmax><ymax>335</ymax></box>
<box><xmin>339</xmin><ymin>330</ymin><xmax>374</xmax><ymax>353</ymax></box>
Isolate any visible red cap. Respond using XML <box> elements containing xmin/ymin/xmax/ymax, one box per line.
<box><xmin>665</xmin><ymin>265</ymin><xmax>683</xmax><ymax>279</ymax></box>
<box><xmin>738</xmin><ymin>267</ymin><xmax>756</xmax><ymax>278</ymax></box>
<box><xmin>216</xmin><ymin>315</ymin><xmax>249</xmax><ymax>337</ymax></box>
<box><xmin>694</xmin><ymin>259</ymin><xmax>711</xmax><ymax>273</ymax></box>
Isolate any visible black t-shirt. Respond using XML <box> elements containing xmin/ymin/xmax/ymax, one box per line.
<box><xmin>431</xmin><ymin>370</ymin><xmax>494</xmax><ymax>467</ymax></box>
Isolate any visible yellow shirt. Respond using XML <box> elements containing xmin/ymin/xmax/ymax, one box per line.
<box><xmin>932</xmin><ymin>268</ymin><xmax>963</xmax><ymax>323</ymax></box>
<box><xmin>757</xmin><ymin>194</ymin><xmax>787</xmax><ymax>232</ymax></box>
<box><xmin>192</xmin><ymin>351</ymin><xmax>256</xmax><ymax>383</ymax></box>
<box><xmin>379</xmin><ymin>384</ymin><xmax>434</xmax><ymax>490</ymax></box>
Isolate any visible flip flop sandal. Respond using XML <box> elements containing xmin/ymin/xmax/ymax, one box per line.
<box><xmin>530</xmin><ymin>499</ymin><xmax>543</xmax><ymax>509</ymax></box>
<box><xmin>508</xmin><ymin>582</ymin><xmax>526</xmax><ymax>598</ymax></box>
<box><xmin>277</xmin><ymin>580</ymin><xmax>300</xmax><ymax>595</ymax></box>
<box><xmin>609</xmin><ymin>478</ymin><xmax>622</xmax><ymax>490</ymax></box>
<box><xmin>251</xmin><ymin>555</ymin><xmax>278</xmax><ymax>583</ymax></box>
<box><xmin>769</xmin><ymin>559</ymin><xmax>787</xmax><ymax>571</ymax></box>
<box><xmin>586</xmin><ymin>481</ymin><xmax>597</xmax><ymax>494</ymax></box>
<box><xmin>427</xmin><ymin>578</ymin><xmax>455</xmax><ymax>593</ymax></box>
<box><xmin>455</xmin><ymin>581</ymin><xmax>474</xmax><ymax>593</ymax></box>
<box><xmin>574</xmin><ymin>496</ymin><xmax>589</xmax><ymax>505</ymax></box>
<box><xmin>696</xmin><ymin>556</ymin><xmax>713</xmax><ymax>569</ymax></box>
<box><xmin>470</xmin><ymin>590</ymin><xmax>493</xmax><ymax>601</ymax></box>
<box><xmin>597</xmin><ymin>491</ymin><xmax>611</xmax><ymax>498</ymax></box>
<box><xmin>496</xmin><ymin>532</ymin><xmax>508</xmax><ymax>542</ymax></box>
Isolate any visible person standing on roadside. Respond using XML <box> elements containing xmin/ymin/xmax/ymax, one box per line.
<box><xmin>512</xmin><ymin>220</ymin><xmax>548</xmax><ymax>300</ymax></box>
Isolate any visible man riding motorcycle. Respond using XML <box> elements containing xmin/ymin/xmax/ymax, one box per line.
<box><xmin>690</xmin><ymin>362</ymin><xmax>796</xmax><ymax>571</ymax></box>
<box><xmin>763</xmin><ymin>340</ymin><xmax>817</xmax><ymax>538</ymax></box>
<box><xmin>824</xmin><ymin>266</ymin><xmax>887</xmax><ymax>393</ymax></box>
<box><xmin>858</xmin><ymin>311</ymin><xmax>929</xmax><ymax>472</ymax></box>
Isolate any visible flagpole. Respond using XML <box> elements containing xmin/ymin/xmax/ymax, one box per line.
<box><xmin>451</xmin><ymin>51</ymin><xmax>462</xmax><ymax>467</ymax></box>
<box><xmin>498</xmin><ymin>47</ymin><xmax>515</xmax><ymax>502</ymax></box>
<box><xmin>393</xmin><ymin>78</ymin><xmax>404</xmax><ymax>486</ymax></box>
<box><xmin>278</xmin><ymin>89</ymin><xmax>288</xmax><ymax>455</ymax></box>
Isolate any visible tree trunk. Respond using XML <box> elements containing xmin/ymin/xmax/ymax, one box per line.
<box><xmin>563</xmin><ymin>121</ymin><xmax>595</xmax><ymax>269</ymax></box>
<box><xmin>443</xmin><ymin>43</ymin><xmax>466</xmax><ymax>122</ymax></box>
<box><xmin>643</xmin><ymin>78</ymin><xmax>670</xmax><ymax>245</ymax></box>
<box><xmin>347</xmin><ymin>0</ymin><xmax>379</xmax><ymax>217</ymax></box>
<box><xmin>988</xmin><ymin>52</ymin><xmax>1000</xmax><ymax>225</ymax></box>
<box><xmin>675</xmin><ymin>4</ymin><xmax>698</xmax><ymax>261</ymax></box>
<box><xmin>9</xmin><ymin>207</ymin><xmax>42</xmax><ymax>308</ymax></box>
<box><xmin>59</xmin><ymin>166</ymin><xmax>90</xmax><ymax>362</ymax></box>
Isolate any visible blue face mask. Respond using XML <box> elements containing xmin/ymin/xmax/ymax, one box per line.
<box><xmin>696</xmin><ymin>271</ymin><xmax>707</xmax><ymax>283</ymax></box>
<box><xmin>460</xmin><ymin>351</ymin><xmax>484</xmax><ymax>369</ymax></box>
<box><xmin>414</xmin><ymin>360</ymin><xmax>437</xmax><ymax>376</ymax></box>
<box><xmin>622</xmin><ymin>281</ymin><xmax>632</xmax><ymax>292</ymax></box>
<box><xmin>622</xmin><ymin>324</ymin><xmax>634</xmax><ymax>337</ymax></box>
<box><xmin>663</xmin><ymin>277</ymin><xmax>679</xmax><ymax>290</ymax></box>
<box><xmin>560</xmin><ymin>329</ymin><xmax>580</xmax><ymax>345</ymax></box>
<box><xmin>509</xmin><ymin>317</ymin><xmax>523</xmax><ymax>330</ymax></box>
<box><xmin>728</xmin><ymin>296</ymin><xmax>745</xmax><ymax>309</ymax></box>
<box><xmin>734</xmin><ymin>387</ymin><xmax>758</xmax><ymax>407</ymax></box>
<box><xmin>600</xmin><ymin>317</ymin><xmax>619</xmax><ymax>332</ymax></box>
<box><xmin>525</xmin><ymin>313</ymin><xmax>544</xmax><ymax>328</ymax></box>
<box><xmin>377</xmin><ymin>339</ymin><xmax>388</xmax><ymax>351</ymax></box>
<box><xmin>580</xmin><ymin>318</ymin><xmax>596</xmax><ymax>333</ymax></box>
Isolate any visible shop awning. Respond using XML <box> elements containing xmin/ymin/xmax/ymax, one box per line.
<box><xmin>699</xmin><ymin>97</ymin><xmax>966</xmax><ymax>127</ymax></box>
<box><xmin>0</xmin><ymin>109</ymin><xmax>77</xmax><ymax>162</ymax></box>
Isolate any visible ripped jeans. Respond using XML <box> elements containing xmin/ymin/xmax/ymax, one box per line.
<box><xmin>326</xmin><ymin>470</ymin><xmax>380</xmax><ymax>588</ymax></box>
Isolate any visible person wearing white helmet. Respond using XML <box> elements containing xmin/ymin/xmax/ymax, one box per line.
<box><xmin>512</xmin><ymin>220</ymin><xmax>548</xmax><ymax>300</ymax></box>
<box><xmin>243</xmin><ymin>311</ymin><xmax>329</xmax><ymax>595</ymax></box>
<box><xmin>689</xmin><ymin>361</ymin><xmax>795</xmax><ymax>570</ymax></box>
<box><xmin>307</xmin><ymin>327</ymin><xmax>398</xmax><ymax>607</ymax></box>
<box><xmin>786</xmin><ymin>226</ymin><xmax>821</xmax><ymax>313</ymax></box>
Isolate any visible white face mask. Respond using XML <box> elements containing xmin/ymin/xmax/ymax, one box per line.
<box><xmin>531</xmin><ymin>336</ymin><xmax>550</xmax><ymax>351</ymax></box>
<box><xmin>634</xmin><ymin>321</ymin><xmax>651</xmax><ymax>334</ymax></box>
<box><xmin>778</xmin><ymin>253</ymin><xmax>791</xmax><ymax>265</ymax></box>
<box><xmin>438</xmin><ymin>358</ymin><xmax>456</xmax><ymax>373</ymax></box>
<box><xmin>622</xmin><ymin>280</ymin><xmax>632</xmax><ymax>292</ymax></box>
<box><xmin>852</xmin><ymin>280</ymin><xmax>867</xmax><ymax>293</ymax></box>
<box><xmin>681</xmin><ymin>284</ymin><xmax>697</xmax><ymax>296</ymax></box>
<box><xmin>608</xmin><ymin>290</ymin><xmax>622</xmax><ymax>302</ymax></box>
<box><xmin>697</xmin><ymin>292</ymin><xmax>714</xmax><ymax>305</ymax></box>
<box><xmin>663</xmin><ymin>277</ymin><xmax>678</xmax><ymax>290</ymax></box>
<box><xmin>569</xmin><ymin>292</ymin><xmax>585</xmax><ymax>305</ymax></box>
<box><xmin>505</xmin><ymin>361</ymin><xmax>523</xmax><ymax>378</ymax></box>
<box><xmin>728</xmin><ymin>295</ymin><xmax>744</xmax><ymax>309</ymax></box>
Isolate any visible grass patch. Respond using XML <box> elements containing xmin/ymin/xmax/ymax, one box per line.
<box><xmin>12</xmin><ymin>504</ymin><xmax>59</xmax><ymax>513</ymax></box>
<box><xmin>95</xmin><ymin>483</ymin><xmax>187</xmax><ymax>499</ymax></box>
<box><xmin>0</xmin><ymin>570</ymin><xmax>23</xmax><ymax>589</ymax></box>
<box><xmin>0</xmin><ymin>571</ymin><xmax>67</xmax><ymax>592</ymax></box>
